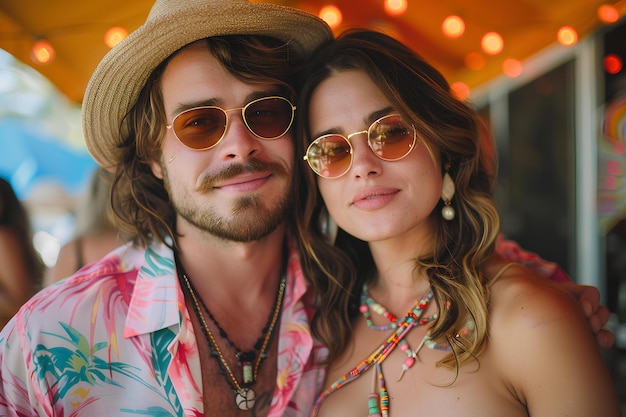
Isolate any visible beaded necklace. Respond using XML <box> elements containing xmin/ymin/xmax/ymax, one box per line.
<box><xmin>360</xmin><ymin>283</ymin><xmax>449</xmax><ymax>381</ymax></box>
<box><xmin>360</xmin><ymin>283</ymin><xmax>429</xmax><ymax>331</ymax></box>
<box><xmin>360</xmin><ymin>284</ymin><xmax>399</xmax><ymax>331</ymax></box>
<box><xmin>311</xmin><ymin>287</ymin><xmax>437</xmax><ymax>417</ymax></box>
<box><xmin>177</xmin><ymin>257</ymin><xmax>286</xmax><ymax>411</ymax></box>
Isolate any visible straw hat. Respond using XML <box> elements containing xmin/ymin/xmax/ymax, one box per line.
<box><xmin>82</xmin><ymin>0</ymin><xmax>332</xmax><ymax>169</ymax></box>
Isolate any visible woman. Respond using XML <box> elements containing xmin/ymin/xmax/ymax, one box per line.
<box><xmin>293</xmin><ymin>30</ymin><xmax>620</xmax><ymax>416</ymax></box>
<box><xmin>44</xmin><ymin>167</ymin><xmax>126</xmax><ymax>285</ymax></box>
<box><xmin>0</xmin><ymin>178</ymin><xmax>43</xmax><ymax>328</ymax></box>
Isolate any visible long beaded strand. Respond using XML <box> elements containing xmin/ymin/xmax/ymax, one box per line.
<box><xmin>310</xmin><ymin>288</ymin><xmax>434</xmax><ymax>416</ymax></box>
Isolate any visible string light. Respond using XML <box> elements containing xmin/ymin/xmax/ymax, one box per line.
<box><xmin>450</xmin><ymin>82</ymin><xmax>470</xmax><ymax>101</ymax></box>
<box><xmin>30</xmin><ymin>38</ymin><xmax>55</xmax><ymax>65</ymax></box>
<box><xmin>481</xmin><ymin>32</ymin><xmax>503</xmax><ymax>55</ymax></box>
<box><xmin>557</xmin><ymin>26</ymin><xmax>578</xmax><ymax>46</ymax></box>
<box><xmin>502</xmin><ymin>58</ymin><xmax>522</xmax><ymax>78</ymax></box>
<box><xmin>384</xmin><ymin>0</ymin><xmax>407</xmax><ymax>16</ymax></box>
<box><xmin>104</xmin><ymin>27</ymin><xmax>128</xmax><ymax>48</ymax></box>
<box><xmin>319</xmin><ymin>5</ymin><xmax>342</xmax><ymax>29</ymax></box>
<box><xmin>597</xmin><ymin>4</ymin><xmax>619</xmax><ymax>23</ymax></box>
<box><xmin>604</xmin><ymin>54</ymin><xmax>623</xmax><ymax>74</ymax></box>
<box><xmin>442</xmin><ymin>15</ymin><xmax>465</xmax><ymax>38</ymax></box>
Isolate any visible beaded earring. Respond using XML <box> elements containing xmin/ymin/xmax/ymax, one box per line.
<box><xmin>441</xmin><ymin>165</ymin><xmax>455</xmax><ymax>221</ymax></box>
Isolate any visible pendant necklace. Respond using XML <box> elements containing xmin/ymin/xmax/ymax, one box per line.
<box><xmin>177</xmin><ymin>255</ymin><xmax>286</xmax><ymax>411</ymax></box>
<box><xmin>194</xmin><ymin>283</ymin><xmax>280</xmax><ymax>387</ymax></box>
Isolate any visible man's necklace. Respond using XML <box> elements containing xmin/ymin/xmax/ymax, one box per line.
<box><xmin>193</xmin><ymin>277</ymin><xmax>282</xmax><ymax>386</ymax></box>
<box><xmin>177</xmin><ymin>256</ymin><xmax>286</xmax><ymax>411</ymax></box>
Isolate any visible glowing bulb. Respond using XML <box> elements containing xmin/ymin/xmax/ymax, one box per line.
<box><xmin>451</xmin><ymin>82</ymin><xmax>470</xmax><ymax>101</ymax></box>
<box><xmin>384</xmin><ymin>0</ymin><xmax>407</xmax><ymax>16</ymax></box>
<box><xmin>604</xmin><ymin>54</ymin><xmax>623</xmax><ymax>74</ymax></box>
<box><xmin>319</xmin><ymin>5</ymin><xmax>342</xmax><ymax>29</ymax></box>
<box><xmin>442</xmin><ymin>15</ymin><xmax>465</xmax><ymax>38</ymax></box>
<box><xmin>557</xmin><ymin>26</ymin><xmax>578</xmax><ymax>46</ymax></box>
<box><xmin>598</xmin><ymin>4</ymin><xmax>619</xmax><ymax>23</ymax></box>
<box><xmin>502</xmin><ymin>59</ymin><xmax>522</xmax><ymax>78</ymax></box>
<box><xmin>481</xmin><ymin>32</ymin><xmax>503</xmax><ymax>55</ymax></box>
<box><xmin>104</xmin><ymin>27</ymin><xmax>128</xmax><ymax>48</ymax></box>
<box><xmin>31</xmin><ymin>39</ymin><xmax>55</xmax><ymax>64</ymax></box>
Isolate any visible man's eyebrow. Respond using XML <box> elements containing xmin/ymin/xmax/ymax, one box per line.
<box><xmin>169</xmin><ymin>89</ymin><xmax>285</xmax><ymax>119</ymax></box>
<box><xmin>170</xmin><ymin>99</ymin><xmax>219</xmax><ymax>118</ymax></box>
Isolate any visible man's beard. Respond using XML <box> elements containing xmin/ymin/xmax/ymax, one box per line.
<box><xmin>163</xmin><ymin>158</ymin><xmax>291</xmax><ymax>242</ymax></box>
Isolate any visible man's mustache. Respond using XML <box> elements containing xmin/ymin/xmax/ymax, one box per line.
<box><xmin>195</xmin><ymin>158</ymin><xmax>288</xmax><ymax>192</ymax></box>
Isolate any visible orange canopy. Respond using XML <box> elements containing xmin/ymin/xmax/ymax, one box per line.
<box><xmin>0</xmin><ymin>0</ymin><xmax>622</xmax><ymax>103</ymax></box>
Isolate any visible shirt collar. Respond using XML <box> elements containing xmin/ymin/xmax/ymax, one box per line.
<box><xmin>123</xmin><ymin>236</ymin><xmax>309</xmax><ymax>339</ymax></box>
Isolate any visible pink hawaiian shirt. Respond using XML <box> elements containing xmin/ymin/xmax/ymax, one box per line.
<box><xmin>0</xmin><ymin>239</ymin><xmax>326</xmax><ymax>416</ymax></box>
<box><xmin>495</xmin><ymin>233</ymin><xmax>571</xmax><ymax>283</ymax></box>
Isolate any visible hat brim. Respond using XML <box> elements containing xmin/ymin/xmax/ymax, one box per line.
<box><xmin>83</xmin><ymin>0</ymin><xmax>332</xmax><ymax>169</ymax></box>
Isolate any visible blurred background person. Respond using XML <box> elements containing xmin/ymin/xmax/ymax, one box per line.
<box><xmin>44</xmin><ymin>167</ymin><xmax>126</xmax><ymax>285</ymax></box>
<box><xmin>0</xmin><ymin>177</ymin><xmax>44</xmax><ymax>328</ymax></box>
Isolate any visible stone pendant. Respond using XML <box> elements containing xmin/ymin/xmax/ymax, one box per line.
<box><xmin>235</xmin><ymin>388</ymin><xmax>256</xmax><ymax>411</ymax></box>
<box><xmin>441</xmin><ymin>172</ymin><xmax>455</xmax><ymax>201</ymax></box>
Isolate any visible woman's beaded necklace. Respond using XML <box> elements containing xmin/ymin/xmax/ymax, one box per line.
<box><xmin>360</xmin><ymin>283</ymin><xmax>449</xmax><ymax>381</ymax></box>
<box><xmin>177</xmin><ymin>256</ymin><xmax>286</xmax><ymax>411</ymax></box>
<box><xmin>360</xmin><ymin>284</ymin><xmax>399</xmax><ymax>331</ymax></box>
<box><xmin>311</xmin><ymin>286</ymin><xmax>438</xmax><ymax>417</ymax></box>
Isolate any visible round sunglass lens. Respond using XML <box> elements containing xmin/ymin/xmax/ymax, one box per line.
<box><xmin>174</xmin><ymin>107</ymin><xmax>226</xmax><ymax>149</ymax></box>
<box><xmin>369</xmin><ymin>116</ymin><xmax>415</xmax><ymax>160</ymax></box>
<box><xmin>245</xmin><ymin>98</ymin><xmax>293</xmax><ymax>139</ymax></box>
<box><xmin>307</xmin><ymin>135</ymin><xmax>352</xmax><ymax>178</ymax></box>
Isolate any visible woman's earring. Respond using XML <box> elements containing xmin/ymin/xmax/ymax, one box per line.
<box><xmin>441</xmin><ymin>167</ymin><xmax>455</xmax><ymax>221</ymax></box>
<box><xmin>318</xmin><ymin>206</ymin><xmax>338</xmax><ymax>245</ymax></box>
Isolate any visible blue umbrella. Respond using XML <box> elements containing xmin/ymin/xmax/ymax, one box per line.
<box><xmin>0</xmin><ymin>117</ymin><xmax>97</xmax><ymax>200</ymax></box>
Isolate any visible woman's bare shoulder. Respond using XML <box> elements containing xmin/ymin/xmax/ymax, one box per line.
<box><xmin>485</xmin><ymin>262</ymin><xmax>620</xmax><ymax>415</ymax></box>
<box><xmin>488</xmin><ymin>263</ymin><xmax>581</xmax><ymax>329</ymax></box>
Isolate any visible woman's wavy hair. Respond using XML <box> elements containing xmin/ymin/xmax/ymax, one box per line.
<box><xmin>0</xmin><ymin>177</ymin><xmax>44</xmax><ymax>291</ymax></box>
<box><xmin>109</xmin><ymin>35</ymin><xmax>304</xmax><ymax>248</ymax></box>
<box><xmin>293</xmin><ymin>29</ymin><xmax>500</xmax><ymax>368</ymax></box>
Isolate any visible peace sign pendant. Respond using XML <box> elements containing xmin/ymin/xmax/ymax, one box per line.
<box><xmin>235</xmin><ymin>388</ymin><xmax>256</xmax><ymax>411</ymax></box>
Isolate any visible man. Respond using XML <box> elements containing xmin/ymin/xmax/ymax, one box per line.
<box><xmin>1</xmin><ymin>1</ymin><xmax>331</xmax><ymax>416</ymax></box>
<box><xmin>0</xmin><ymin>0</ymin><xmax>613</xmax><ymax>416</ymax></box>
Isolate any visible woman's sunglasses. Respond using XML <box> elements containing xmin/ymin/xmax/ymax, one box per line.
<box><xmin>303</xmin><ymin>114</ymin><xmax>417</xmax><ymax>179</ymax></box>
<box><xmin>166</xmin><ymin>96</ymin><xmax>296</xmax><ymax>150</ymax></box>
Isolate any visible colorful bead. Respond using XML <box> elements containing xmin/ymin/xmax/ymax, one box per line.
<box><xmin>368</xmin><ymin>393</ymin><xmax>382</xmax><ymax>417</ymax></box>
<box><xmin>399</xmin><ymin>339</ymin><xmax>409</xmax><ymax>352</ymax></box>
<box><xmin>403</xmin><ymin>357</ymin><xmax>415</xmax><ymax>368</ymax></box>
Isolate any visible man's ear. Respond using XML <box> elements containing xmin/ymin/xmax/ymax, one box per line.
<box><xmin>150</xmin><ymin>158</ymin><xmax>164</xmax><ymax>179</ymax></box>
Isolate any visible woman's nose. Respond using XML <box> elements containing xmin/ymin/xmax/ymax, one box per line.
<box><xmin>349</xmin><ymin>134</ymin><xmax>381</xmax><ymax>178</ymax></box>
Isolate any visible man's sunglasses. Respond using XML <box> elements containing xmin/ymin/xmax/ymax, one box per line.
<box><xmin>166</xmin><ymin>96</ymin><xmax>296</xmax><ymax>150</ymax></box>
<box><xmin>303</xmin><ymin>114</ymin><xmax>417</xmax><ymax>179</ymax></box>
